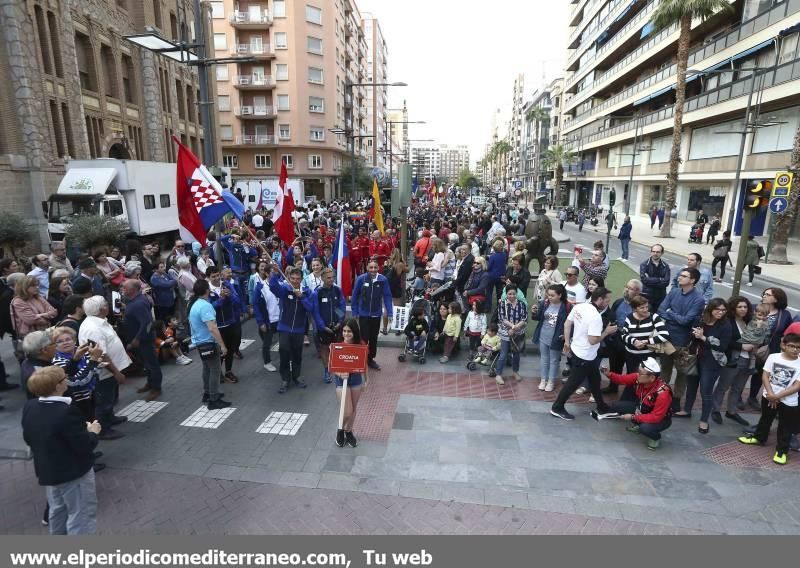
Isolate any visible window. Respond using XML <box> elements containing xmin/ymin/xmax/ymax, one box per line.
<box><xmin>281</xmin><ymin>154</ymin><xmax>294</xmax><ymax>169</ymax></box>
<box><xmin>274</xmin><ymin>32</ymin><xmax>287</xmax><ymax>49</ymax></box>
<box><xmin>218</xmin><ymin>95</ymin><xmax>230</xmax><ymax>111</ymax></box>
<box><xmin>219</xmin><ymin>125</ymin><xmax>233</xmax><ymax>140</ymax></box>
<box><xmin>308</xmin><ymin>154</ymin><xmax>322</xmax><ymax>169</ymax></box>
<box><xmin>779</xmin><ymin>33</ymin><xmax>799</xmax><ymax>64</ymax></box>
<box><xmin>100</xmin><ymin>45</ymin><xmax>118</xmax><ymax>97</ymax></box>
<box><xmin>210</xmin><ymin>1</ymin><xmax>224</xmax><ymax>18</ymax></box>
<box><xmin>121</xmin><ymin>54</ymin><xmax>136</xmax><ymax>103</ymax></box>
<box><xmin>309</xmin><ymin>96</ymin><xmax>324</xmax><ymax>113</ymax></box>
<box><xmin>215</xmin><ymin>65</ymin><xmax>229</xmax><ymax>81</ymax></box>
<box><xmin>106</xmin><ymin>199</ymin><xmax>124</xmax><ymax>216</ymax></box>
<box><xmin>213</xmin><ymin>33</ymin><xmax>227</xmax><ymax>50</ymax></box>
<box><xmin>255</xmin><ymin>154</ymin><xmax>272</xmax><ymax>169</ymax></box>
<box><xmin>277</xmin><ymin>94</ymin><xmax>290</xmax><ymax>110</ymax></box>
<box><xmin>276</xmin><ymin>64</ymin><xmax>289</xmax><ymax>80</ymax></box>
<box><xmin>222</xmin><ymin>154</ymin><xmax>239</xmax><ymax>168</ymax></box>
<box><xmin>752</xmin><ymin>106</ymin><xmax>800</xmax><ymax>154</ymax></box>
<box><xmin>273</xmin><ymin>0</ymin><xmax>286</xmax><ymax>17</ymax></box>
<box><xmin>159</xmin><ymin>194</ymin><xmax>171</xmax><ymax>208</ymax></box>
<box><xmin>305</xmin><ymin>4</ymin><xmax>322</xmax><ymax>24</ymax></box>
<box><xmin>688</xmin><ymin>119</ymin><xmax>744</xmax><ymax>160</ymax></box>
<box><xmin>310</xmin><ymin>127</ymin><xmax>324</xmax><ymax>141</ymax></box>
<box><xmin>648</xmin><ymin>136</ymin><xmax>671</xmax><ymax>164</ymax></box>
<box><xmin>75</xmin><ymin>32</ymin><xmax>97</xmax><ymax>92</ymax></box>
<box><xmin>307</xmin><ymin>36</ymin><xmax>323</xmax><ymax>54</ymax></box>
<box><xmin>143</xmin><ymin>195</ymin><xmax>156</xmax><ymax>209</ymax></box>
<box><xmin>308</xmin><ymin>67</ymin><xmax>323</xmax><ymax>84</ymax></box>
<box><xmin>279</xmin><ymin>124</ymin><xmax>290</xmax><ymax>139</ymax></box>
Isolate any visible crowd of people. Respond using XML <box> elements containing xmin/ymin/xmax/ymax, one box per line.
<box><xmin>10</xmin><ymin>192</ymin><xmax>800</xmax><ymax>535</ymax></box>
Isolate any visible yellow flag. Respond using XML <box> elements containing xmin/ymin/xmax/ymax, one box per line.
<box><xmin>372</xmin><ymin>178</ymin><xmax>385</xmax><ymax>235</ymax></box>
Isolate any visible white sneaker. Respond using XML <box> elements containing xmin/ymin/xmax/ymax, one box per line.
<box><xmin>575</xmin><ymin>386</ymin><xmax>588</xmax><ymax>395</ymax></box>
<box><xmin>746</xmin><ymin>282</ymin><xmax>753</xmax><ymax>287</ymax></box>
<box><xmin>182</xmin><ymin>356</ymin><xmax>194</xmax><ymax>365</ymax></box>
<box><xmin>496</xmin><ymin>376</ymin><xmax>505</xmax><ymax>385</ymax></box>
<box><xmin>538</xmin><ymin>379</ymin><xmax>547</xmax><ymax>391</ymax></box>
<box><xmin>513</xmin><ymin>372</ymin><xmax>522</xmax><ymax>382</ymax></box>
<box><xmin>545</xmin><ymin>380</ymin><xmax>555</xmax><ymax>392</ymax></box>
<box><xmin>264</xmin><ymin>363</ymin><xmax>277</xmax><ymax>372</ymax></box>
<box><xmin>589</xmin><ymin>395</ymin><xmax>595</xmax><ymax>403</ymax></box>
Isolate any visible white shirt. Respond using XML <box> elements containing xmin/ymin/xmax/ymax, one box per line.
<box><xmin>196</xmin><ymin>257</ymin><xmax>214</xmax><ymax>277</ymax></box>
<box><xmin>78</xmin><ymin>316</ymin><xmax>131</xmax><ymax>380</ymax></box>
<box><xmin>567</xmin><ymin>302</ymin><xmax>603</xmax><ymax>361</ymax></box>
<box><xmin>764</xmin><ymin>353</ymin><xmax>800</xmax><ymax>407</ymax></box>
<box><xmin>563</xmin><ymin>281</ymin><xmax>587</xmax><ymax>305</ymax></box>
<box><xmin>252</xmin><ymin>214</ymin><xmax>264</xmax><ymax>228</ymax></box>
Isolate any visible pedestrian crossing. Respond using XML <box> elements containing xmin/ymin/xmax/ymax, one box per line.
<box><xmin>180</xmin><ymin>406</ymin><xmax>237</xmax><ymax>429</ymax></box>
<box><xmin>256</xmin><ymin>411</ymin><xmax>308</xmax><ymax>435</ymax></box>
<box><xmin>117</xmin><ymin>401</ymin><xmax>169</xmax><ymax>422</ymax></box>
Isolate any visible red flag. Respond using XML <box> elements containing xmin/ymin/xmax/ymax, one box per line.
<box><xmin>273</xmin><ymin>160</ymin><xmax>295</xmax><ymax>246</ymax></box>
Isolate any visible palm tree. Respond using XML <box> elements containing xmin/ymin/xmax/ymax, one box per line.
<box><xmin>650</xmin><ymin>0</ymin><xmax>732</xmax><ymax>238</ymax></box>
<box><xmin>769</xmin><ymin>125</ymin><xmax>800</xmax><ymax>264</ymax></box>
<box><xmin>526</xmin><ymin>107</ymin><xmax>549</xmax><ymax>193</ymax></box>
<box><xmin>492</xmin><ymin>140</ymin><xmax>512</xmax><ymax>191</ymax></box>
<box><xmin>542</xmin><ymin>144</ymin><xmax>575</xmax><ymax>208</ymax></box>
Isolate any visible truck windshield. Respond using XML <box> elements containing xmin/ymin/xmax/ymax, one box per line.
<box><xmin>48</xmin><ymin>198</ymin><xmax>100</xmax><ymax>222</ymax></box>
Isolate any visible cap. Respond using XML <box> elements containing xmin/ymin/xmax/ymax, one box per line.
<box><xmin>641</xmin><ymin>357</ymin><xmax>661</xmax><ymax>375</ymax></box>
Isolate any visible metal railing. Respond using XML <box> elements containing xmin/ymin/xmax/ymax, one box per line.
<box><xmin>236</xmin><ymin>135</ymin><xmax>277</xmax><ymax>145</ymax></box>
<box><xmin>234</xmin><ymin>44</ymin><xmax>274</xmax><ymax>55</ymax></box>
<box><xmin>567</xmin><ymin>0</ymin><xmax>628</xmax><ymax>59</ymax></box>
<box><xmin>234</xmin><ymin>75</ymin><xmax>275</xmax><ymax>87</ymax></box>
<box><xmin>229</xmin><ymin>11</ymin><xmax>273</xmax><ymax>25</ymax></box>
<box><xmin>236</xmin><ymin>105</ymin><xmax>276</xmax><ymax>117</ymax></box>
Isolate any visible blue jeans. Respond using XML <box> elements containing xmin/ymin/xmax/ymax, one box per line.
<box><xmin>93</xmin><ymin>378</ymin><xmax>116</xmax><ymax>431</ymax></box>
<box><xmin>620</xmin><ymin>238</ymin><xmax>630</xmax><ymax>259</ymax></box>
<box><xmin>495</xmin><ymin>338</ymin><xmax>520</xmax><ymax>376</ymax></box>
<box><xmin>46</xmin><ymin>468</ymin><xmax>97</xmax><ymax>535</ymax></box>
<box><xmin>538</xmin><ymin>339</ymin><xmax>561</xmax><ymax>381</ymax></box>
<box><xmin>684</xmin><ymin>363</ymin><xmax>721</xmax><ymax>422</ymax></box>
<box><xmin>411</xmin><ymin>335</ymin><xmax>426</xmax><ymax>351</ymax></box>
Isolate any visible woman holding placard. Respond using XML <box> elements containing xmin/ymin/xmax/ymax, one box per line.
<box><xmin>332</xmin><ymin>318</ymin><xmax>368</xmax><ymax>448</ymax></box>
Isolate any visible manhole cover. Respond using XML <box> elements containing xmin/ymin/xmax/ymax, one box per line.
<box><xmin>704</xmin><ymin>441</ymin><xmax>800</xmax><ymax>471</ymax></box>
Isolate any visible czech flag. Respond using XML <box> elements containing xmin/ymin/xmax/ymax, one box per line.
<box><xmin>174</xmin><ymin>137</ymin><xmax>244</xmax><ymax>243</ymax></box>
<box><xmin>333</xmin><ymin>219</ymin><xmax>352</xmax><ymax>297</ymax></box>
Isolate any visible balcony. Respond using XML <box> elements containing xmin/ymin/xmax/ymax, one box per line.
<box><xmin>235</xmin><ymin>105</ymin><xmax>277</xmax><ymax>118</ymax></box>
<box><xmin>233</xmin><ymin>75</ymin><xmax>276</xmax><ymax>89</ymax></box>
<box><xmin>229</xmin><ymin>10</ymin><xmax>273</xmax><ymax>28</ymax></box>
<box><xmin>231</xmin><ymin>135</ymin><xmax>278</xmax><ymax>146</ymax></box>
<box><xmin>233</xmin><ymin>44</ymin><xmax>275</xmax><ymax>58</ymax></box>
<box><xmin>567</xmin><ymin>0</ymin><xmax>626</xmax><ymax>51</ymax></box>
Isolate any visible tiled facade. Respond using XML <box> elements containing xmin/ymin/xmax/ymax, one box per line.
<box><xmin>0</xmin><ymin>0</ymin><xmax>205</xmax><ymax>247</ymax></box>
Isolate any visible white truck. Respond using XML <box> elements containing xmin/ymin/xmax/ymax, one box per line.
<box><xmin>47</xmin><ymin>159</ymin><xmax>180</xmax><ymax>244</ymax></box>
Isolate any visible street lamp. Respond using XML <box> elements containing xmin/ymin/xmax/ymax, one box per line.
<box><xmin>343</xmin><ymin>81</ymin><xmax>407</xmax><ymax>196</ymax></box>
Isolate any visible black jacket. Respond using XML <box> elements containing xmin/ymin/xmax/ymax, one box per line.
<box><xmin>455</xmin><ymin>254</ymin><xmax>475</xmax><ymax>292</ymax></box>
<box><xmin>22</xmin><ymin>398</ymin><xmax>98</xmax><ymax>486</ymax></box>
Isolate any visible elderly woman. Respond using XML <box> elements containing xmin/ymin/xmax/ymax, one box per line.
<box><xmin>93</xmin><ymin>250</ymin><xmax>124</xmax><ymax>289</ymax></box>
<box><xmin>124</xmin><ymin>260</ymin><xmax>151</xmax><ymax>297</ymax></box>
<box><xmin>47</xmin><ymin>276</ymin><xmax>73</xmax><ymax>320</ymax></box>
<box><xmin>535</xmin><ymin>255</ymin><xmax>563</xmax><ymax>302</ymax></box>
<box><xmin>174</xmin><ymin>256</ymin><xmax>197</xmax><ymax>322</ymax></box>
<box><xmin>21</xmin><ymin>330</ymin><xmax>58</xmax><ymax>399</ymax></box>
<box><xmin>463</xmin><ymin>256</ymin><xmax>491</xmax><ymax>311</ymax></box>
<box><xmin>51</xmin><ymin>326</ymin><xmax>104</xmax><ymax>422</ymax></box>
<box><xmin>22</xmin><ymin>366</ymin><xmax>101</xmax><ymax>534</ymax></box>
<box><xmin>11</xmin><ymin>275</ymin><xmax>57</xmax><ymax>338</ymax></box>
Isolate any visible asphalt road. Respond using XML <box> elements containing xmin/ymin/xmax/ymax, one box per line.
<box><xmin>554</xmin><ymin>218</ymin><xmax>800</xmax><ymax>316</ymax></box>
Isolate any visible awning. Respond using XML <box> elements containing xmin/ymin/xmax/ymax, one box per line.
<box><xmin>56</xmin><ymin>168</ymin><xmax>117</xmax><ymax>195</ymax></box>
<box><xmin>596</xmin><ymin>30</ymin><xmax>610</xmax><ymax>46</ymax></box>
<box><xmin>640</xmin><ymin>22</ymin><xmax>655</xmax><ymax>39</ymax></box>
<box><xmin>730</xmin><ymin>39</ymin><xmax>774</xmax><ymax>62</ymax></box>
<box><xmin>612</xmin><ymin>0</ymin><xmax>636</xmax><ymax>24</ymax></box>
<box><xmin>778</xmin><ymin>21</ymin><xmax>800</xmax><ymax>37</ymax></box>
<box><xmin>633</xmin><ymin>85</ymin><xmax>674</xmax><ymax>106</ymax></box>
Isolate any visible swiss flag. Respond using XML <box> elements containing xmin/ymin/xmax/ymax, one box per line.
<box><xmin>272</xmin><ymin>159</ymin><xmax>295</xmax><ymax>246</ymax></box>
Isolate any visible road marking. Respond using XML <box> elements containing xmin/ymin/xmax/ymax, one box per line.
<box><xmin>116</xmin><ymin>401</ymin><xmax>169</xmax><ymax>423</ymax></box>
<box><xmin>180</xmin><ymin>406</ymin><xmax>236</xmax><ymax>429</ymax></box>
<box><xmin>239</xmin><ymin>338</ymin><xmax>256</xmax><ymax>351</ymax></box>
<box><xmin>256</xmin><ymin>411</ymin><xmax>308</xmax><ymax>435</ymax></box>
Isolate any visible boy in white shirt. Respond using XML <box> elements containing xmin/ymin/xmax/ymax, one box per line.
<box><xmin>738</xmin><ymin>333</ymin><xmax>800</xmax><ymax>465</ymax></box>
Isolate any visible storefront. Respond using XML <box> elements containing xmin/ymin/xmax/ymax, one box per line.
<box><xmin>678</xmin><ymin>185</ymin><xmax>727</xmax><ymax>222</ymax></box>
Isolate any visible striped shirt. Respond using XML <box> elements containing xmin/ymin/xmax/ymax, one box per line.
<box><xmin>621</xmin><ymin>313</ymin><xmax>669</xmax><ymax>355</ymax></box>
<box><xmin>52</xmin><ymin>351</ymin><xmax>99</xmax><ymax>403</ymax></box>
<box><xmin>497</xmin><ymin>300</ymin><xmax>528</xmax><ymax>340</ymax></box>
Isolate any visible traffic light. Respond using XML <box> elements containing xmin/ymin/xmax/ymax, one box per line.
<box><xmin>609</xmin><ymin>188</ymin><xmax>616</xmax><ymax>207</ymax></box>
<box><xmin>744</xmin><ymin>180</ymin><xmax>772</xmax><ymax>209</ymax></box>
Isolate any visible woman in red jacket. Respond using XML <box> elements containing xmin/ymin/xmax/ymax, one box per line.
<box><xmin>595</xmin><ymin>358</ymin><xmax>673</xmax><ymax>451</ymax></box>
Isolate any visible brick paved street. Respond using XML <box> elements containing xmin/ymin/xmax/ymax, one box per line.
<box><xmin>1</xmin><ymin>318</ymin><xmax>799</xmax><ymax>535</ymax></box>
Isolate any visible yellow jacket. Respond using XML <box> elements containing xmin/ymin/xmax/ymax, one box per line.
<box><xmin>443</xmin><ymin>314</ymin><xmax>462</xmax><ymax>338</ymax></box>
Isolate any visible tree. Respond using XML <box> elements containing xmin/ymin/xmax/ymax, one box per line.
<box><xmin>492</xmin><ymin>140</ymin><xmax>512</xmax><ymax>190</ymax></box>
<box><xmin>457</xmin><ymin>167</ymin><xmax>479</xmax><ymax>190</ymax></box>
<box><xmin>338</xmin><ymin>158</ymin><xmax>374</xmax><ymax>196</ymax></box>
<box><xmin>769</xmin><ymin>125</ymin><xmax>800</xmax><ymax>264</ymax></box>
<box><xmin>650</xmin><ymin>0</ymin><xmax>733</xmax><ymax>238</ymax></box>
<box><xmin>0</xmin><ymin>212</ymin><xmax>34</xmax><ymax>258</ymax></box>
<box><xmin>526</xmin><ymin>107</ymin><xmax>550</xmax><ymax>191</ymax></box>
<box><xmin>64</xmin><ymin>215</ymin><xmax>130</xmax><ymax>252</ymax></box>
<box><xmin>542</xmin><ymin>144</ymin><xmax>575</xmax><ymax>207</ymax></box>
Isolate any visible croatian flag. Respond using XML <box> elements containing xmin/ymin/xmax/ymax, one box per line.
<box><xmin>333</xmin><ymin>219</ymin><xmax>352</xmax><ymax>297</ymax></box>
<box><xmin>174</xmin><ymin>137</ymin><xmax>244</xmax><ymax>243</ymax></box>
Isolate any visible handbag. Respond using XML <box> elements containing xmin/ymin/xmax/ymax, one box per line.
<box><xmin>712</xmin><ymin>245</ymin><xmax>729</xmax><ymax>259</ymax></box>
<box><xmin>648</xmin><ymin>327</ymin><xmax>676</xmax><ymax>355</ymax></box>
<box><xmin>674</xmin><ymin>346</ymin><xmax>698</xmax><ymax>376</ymax></box>
<box><xmin>109</xmin><ymin>271</ymin><xmax>126</xmax><ymax>286</ymax></box>
<box><xmin>197</xmin><ymin>343</ymin><xmax>219</xmax><ymax>361</ymax></box>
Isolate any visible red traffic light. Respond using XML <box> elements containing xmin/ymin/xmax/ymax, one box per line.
<box><xmin>744</xmin><ymin>180</ymin><xmax>772</xmax><ymax>209</ymax></box>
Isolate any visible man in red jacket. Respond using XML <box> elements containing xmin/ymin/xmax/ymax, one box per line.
<box><xmin>594</xmin><ymin>358</ymin><xmax>673</xmax><ymax>450</ymax></box>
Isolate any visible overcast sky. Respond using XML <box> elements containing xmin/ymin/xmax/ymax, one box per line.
<box><xmin>358</xmin><ymin>0</ymin><xmax>569</xmax><ymax>168</ymax></box>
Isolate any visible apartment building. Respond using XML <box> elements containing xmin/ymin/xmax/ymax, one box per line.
<box><xmin>439</xmin><ymin>145</ymin><xmax>470</xmax><ymax>181</ymax></box>
<box><xmin>0</xmin><ymin>0</ymin><xmax>205</xmax><ymax>246</ymax></box>
<box><xmin>506</xmin><ymin>74</ymin><xmax>526</xmax><ymax>185</ymax></box>
<box><xmin>386</xmin><ymin>106</ymin><xmax>409</xmax><ymax>171</ymax></box>
<box><xmin>520</xmin><ymin>85</ymin><xmax>554</xmax><ymax>193</ymax></box>
<box><xmin>410</xmin><ymin>145</ymin><xmax>440</xmax><ymax>180</ymax></box>
<box><xmin>212</xmin><ymin>0</ymin><xmax>378</xmax><ymax>202</ymax></box>
<box><xmin>561</xmin><ymin>0</ymin><xmax>800</xmax><ymax>237</ymax></box>
<box><xmin>362</xmin><ymin>15</ymin><xmax>389</xmax><ymax>171</ymax></box>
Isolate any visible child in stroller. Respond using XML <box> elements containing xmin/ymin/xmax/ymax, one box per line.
<box><xmin>399</xmin><ymin>305</ymin><xmax>429</xmax><ymax>364</ymax></box>
<box><xmin>689</xmin><ymin>223</ymin><xmax>704</xmax><ymax>243</ymax></box>
<box><xmin>466</xmin><ymin>323</ymin><xmax>502</xmax><ymax>376</ymax></box>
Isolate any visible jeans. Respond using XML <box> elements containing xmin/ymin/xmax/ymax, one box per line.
<box><xmin>235</xmin><ymin>272</ymin><xmax>250</xmax><ymax>306</ymax></box>
<box><xmin>136</xmin><ymin>341</ymin><xmax>162</xmax><ymax>390</ymax></box>
<box><xmin>410</xmin><ymin>335</ymin><xmax>426</xmax><ymax>351</ymax></box>
<box><xmin>538</xmin><ymin>339</ymin><xmax>561</xmax><ymax>382</ymax></box>
<box><xmin>495</xmin><ymin>338</ymin><xmax>520</xmax><ymax>376</ymax></box>
<box><xmin>711</xmin><ymin>257</ymin><xmax>729</xmax><ymax>280</ymax></box>
<box><xmin>278</xmin><ymin>332</ymin><xmax>304</xmax><ymax>383</ymax></box>
<box><xmin>46</xmin><ymin>468</ymin><xmax>97</xmax><ymax>535</ymax></box>
<box><xmin>154</xmin><ymin>304</ymin><xmax>174</xmax><ymax>323</ymax></box>
<box><xmin>713</xmin><ymin>366</ymin><xmax>750</xmax><ymax>413</ymax></box>
<box><xmin>751</xmin><ymin>398</ymin><xmax>800</xmax><ymax>454</ymax></box>
<box><xmin>219</xmin><ymin>322</ymin><xmax>242</xmax><ymax>373</ymax></box>
<box><xmin>619</xmin><ymin>238</ymin><xmax>630</xmax><ymax>259</ymax></box>
<box><xmin>199</xmin><ymin>343</ymin><xmax>222</xmax><ymax>401</ymax></box>
<box><xmin>553</xmin><ymin>354</ymin><xmax>609</xmax><ymax>412</ymax></box>
<box><xmin>683</xmin><ymin>362</ymin><xmax>721</xmax><ymax>421</ymax></box>
<box><xmin>608</xmin><ymin>401</ymin><xmax>671</xmax><ymax>441</ymax></box>
<box><xmin>559</xmin><ymin>219</ymin><xmax>565</xmax><ymax>230</ymax></box>
<box><xmin>259</xmin><ymin>322</ymin><xmax>277</xmax><ymax>364</ymax></box>
<box><xmin>358</xmin><ymin>316</ymin><xmax>381</xmax><ymax>362</ymax></box>
<box><xmin>93</xmin><ymin>378</ymin><xmax>116</xmax><ymax>431</ymax></box>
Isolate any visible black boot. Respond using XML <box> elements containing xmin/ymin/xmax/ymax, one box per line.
<box><xmin>335</xmin><ymin>429</ymin><xmax>345</xmax><ymax>447</ymax></box>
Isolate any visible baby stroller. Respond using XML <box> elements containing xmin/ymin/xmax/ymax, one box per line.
<box><xmin>398</xmin><ymin>296</ymin><xmax>432</xmax><ymax>364</ymax></box>
<box><xmin>466</xmin><ymin>345</ymin><xmax>502</xmax><ymax>377</ymax></box>
<box><xmin>689</xmin><ymin>223</ymin><xmax>704</xmax><ymax>243</ymax></box>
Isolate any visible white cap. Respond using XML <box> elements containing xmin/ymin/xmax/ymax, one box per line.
<box><xmin>641</xmin><ymin>357</ymin><xmax>661</xmax><ymax>375</ymax></box>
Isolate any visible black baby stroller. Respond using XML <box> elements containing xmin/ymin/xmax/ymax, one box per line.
<box><xmin>398</xmin><ymin>296</ymin><xmax>432</xmax><ymax>364</ymax></box>
<box><xmin>466</xmin><ymin>347</ymin><xmax>502</xmax><ymax>377</ymax></box>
